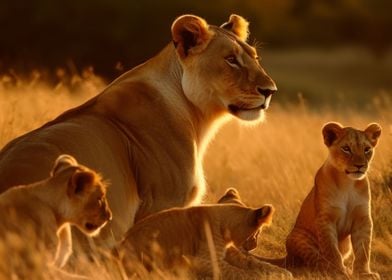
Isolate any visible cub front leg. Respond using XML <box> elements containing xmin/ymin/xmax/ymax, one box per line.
<box><xmin>316</xmin><ymin>212</ymin><xmax>348</xmax><ymax>276</ymax></box>
<box><xmin>224</xmin><ymin>246</ymin><xmax>292</xmax><ymax>278</ymax></box>
<box><xmin>351</xmin><ymin>210</ymin><xmax>380</xmax><ymax>280</ymax></box>
<box><xmin>53</xmin><ymin>224</ymin><xmax>72</xmax><ymax>268</ymax></box>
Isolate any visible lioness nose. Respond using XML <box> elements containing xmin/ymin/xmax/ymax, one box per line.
<box><xmin>256</xmin><ymin>86</ymin><xmax>277</xmax><ymax>98</ymax></box>
<box><xmin>354</xmin><ymin>164</ymin><xmax>365</xmax><ymax>169</ymax></box>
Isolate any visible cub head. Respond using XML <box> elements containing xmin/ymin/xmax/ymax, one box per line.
<box><xmin>217</xmin><ymin>188</ymin><xmax>267</xmax><ymax>251</ymax></box>
<box><xmin>171</xmin><ymin>14</ymin><xmax>277</xmax><ymax>122</ymax></box>
<box><xmin>51</xmin><ymin>155</ymin><xmax>112</xmax><ymax>236</ymax></box>
<box><xmin>322</xmin><ymin>122</ymin><xmax>382</xmax><ymax>180</ymax></box>
<box><xmin>220</xmin><ymin>204</ymin><xmax>274</xmax><ymax>251</ymax></box>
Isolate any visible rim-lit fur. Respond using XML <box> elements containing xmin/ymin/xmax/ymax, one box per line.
<box><xmin>0</xmin><ymin>154</ymin><xmax>112</xmax><ymax>269</ymax></box>
<box><xmin>283</xmin><ymin>123</ymin><xmax>382</xmax><ymax>278</ymax></box>
<box><xmin>0</xmin><ymin>14</ymin><xmax>276</xmax><ymax>249</ymax></box>
<box><xmin>120</xmin><ymin>204</ymin><xmax>275</xmax><ymax>277</ymax></box>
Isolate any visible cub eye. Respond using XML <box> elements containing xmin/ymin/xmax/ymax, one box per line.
<box><xmin>225</xmin><ymin>55</ymin><xmax>240</xmax><ymax>67</ymax></box>
<box><xmin>364</xmin><ymin>146</ymin><xmax>372</xmax><ymax>154</ymax></box>
<box><xmin>341</xmin><ymin>146</ymin><xmax>351</xmax><ymax>154</ymax></box>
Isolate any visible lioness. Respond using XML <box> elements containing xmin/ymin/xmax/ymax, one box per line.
<box><xmin>262</xmin><ymin>123</ymin><xmax>381</xmax><ymax>279</ymax></box>
<box><xmin>0</xmin><ymin>14</ymin><xmax>276</xmax><ymax>246</ymax></box>
<box><xmin>119</xmin><ymin>203</ymin><xmax>291</xmax><ymax>279</ymax></box>
<box><xmin>0</xmin><ymin>154</ymin><xmax>112</xmax><ymax>274</ymax></box>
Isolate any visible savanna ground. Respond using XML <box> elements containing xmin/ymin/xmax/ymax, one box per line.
<box><xmin>0</xmin><ymin>48</ymin><xmax>391</xmax><ymax>279</ymax></box>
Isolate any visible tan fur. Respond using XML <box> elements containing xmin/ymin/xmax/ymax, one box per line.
<box><xmin>216</xmin><ymin>188</ymin><xmax>292</xmax><ymax>279</ymax></box>
<box><xmin>0</xmin><ymin>14</ymin><xmax>276</xmax><ymax>248</ymax></box>
<box><xmin>217</xmin><ymin>187</ymin><xmax>260</xmax><ymax>251</ymax></box>
<box><xmin>119</xmin><ymin>203</ymin><xmax>291</xmax><ymax>279</ymax></box>
<box><xmin>217</xmin><ymin>187</ymin><xmax>245</xmax><ymax>206</ymax></box>
<box><xmin>284</xmin><ymin>122</ymin><xmax>381</xmax><ymax>279</ymax></box>
<box><xmin>221</xmin><ymin>14</ymin><xmax>250</xmax><ymax>41</ymax></box>
<box><xmin>0</xmin><ymin>155</ymin><xmax>112</xmax><ymax>272</ymax></box>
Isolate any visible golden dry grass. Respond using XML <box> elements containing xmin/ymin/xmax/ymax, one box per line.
<box><xmin>0</xmin><ymin>60</ymin><xmax>391</xmax><ymax>279</ymax></box>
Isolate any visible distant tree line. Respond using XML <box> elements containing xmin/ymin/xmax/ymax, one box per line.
<box><xmin>0</xmin><ymin>0</ymin><xmax>390</xmax><ymax>79</ymax></box>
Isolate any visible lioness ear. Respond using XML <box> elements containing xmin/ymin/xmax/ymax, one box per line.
<box><xmin>253</xmin><ymin>205</ymin><xmax>274</xmax><ymax>226</ymax></box>
<box><xmin>171</xmin><ymin>15</ymin><xmax>213</xmax><ymax>58</ymax></box>
<box><xmin>364</xmin><ymin>123</ymin><xmax>382</xmax><ymax>147</ymax></box>
<box><xmin>221</xmin><ymin>14</ymin><xmax>249</xmax><ymax>41</ymax></box>
<box><xmin>51</xmin><ymin>154</ymin><xmax>78</xmax><ymax>176</ymax></box>
<box><xmin>67</xmin><ymin>170</ymin><xmax>96</xmax><ymax>197</ymax></box>
<box><xmin>322</xmin><ymin>122</ymin><xmax>343</xmax><ymax>147</ymax></box>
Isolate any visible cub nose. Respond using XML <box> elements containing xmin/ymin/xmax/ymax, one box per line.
<box><xmin>354</xmin><ymin>164</ymin><xmax>365</xmax><ymax>169</ymax></box>
<box><xmin>103</xmin><ymin>205</ymin><xmax>112</xmax><ymax>221</ymax></box>
<box><xmin>256</xmin><ymin>86</ymin><xmax>277</xmax><ymax>98</ymax></box>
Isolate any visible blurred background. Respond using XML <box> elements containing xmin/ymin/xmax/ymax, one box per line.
<box><xmin>0</xmin><ymin>0</ymin><xmax>391</xmax><ymax>107</ymax></box>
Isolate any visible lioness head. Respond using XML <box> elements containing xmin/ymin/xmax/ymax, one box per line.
<box><xmin>322</xmin><ymin>122</ymin><xmax>382</xmax><ymax>180</ymax></box>
<box><xmin>172</xmin><ymin>14</ymin><xmax>277</xmax><ymax>122</ymax></box>
<box><xmin>220</xmin><ymin>204</ymin><xmax>274</xmax><ymax>251</ymax></box>
<box><xmin>51</xmin><ymin>155</ymin><xmax>112</xmax><ymax>236</ymax></box>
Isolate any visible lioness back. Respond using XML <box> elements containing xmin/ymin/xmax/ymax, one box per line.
<box><xmin>0</xmin><ymin>14</ymin><xmax>276</xmax><ymax>248</ymax></box>
<box><xmin>285</xmin><ymin>122</ymin><xmax>381</xmax><ymax>279</ymax></box>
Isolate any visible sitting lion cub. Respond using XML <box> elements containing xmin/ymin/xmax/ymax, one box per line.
<box><xmin>0</xmin><ymin>154</ymin><xmax>112</xmax><ymax>269</ymax></box>
<box><xmin>285</xmin><ymin>122</ymin><xmax>381</xmax><ymax>279</ymax></box>
<box><xmin>119</xmin><ymin>195</ymin><xmax>291</xmax><ymax>279</ymax></box>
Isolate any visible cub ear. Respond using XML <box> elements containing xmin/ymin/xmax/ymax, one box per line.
<box><xmin>223</xmin><ymin>187</ymin><xmax>241</xmax><ymax>200</ymax></box>
<box><xmin>220</xmin><ymin>14</ymin><xmax>249</xmax><ymax>41</ymax></box>
<box><xmin>67</xmin><ymin>170</ymin><xmax>96</xmax><ymax>198</ymax></box>
<box><xmin>171</xmin><ymin>14</ymin><xmax>213</xmax><ymax>58</ymax></box>
<box><xmin>364</xmin><ymin>123</ymin><xmax>382</xmax><ymax>147</ymax></box>
<box><xmin>322</xmin><ymin>122</ymin><xmax>343</xmax><ymax>147</ymax></box>
<box><xmin>218</xmin><ymin>187</ymin><xmax>242</xmax><ymax>204</ymax></box>
<box><xmin>253</xmin><ymin>205</ymin><xmax>274</xmax><ymax>226</ymax></box>
<box><xmin>51</xmin><ymin>154</ymin><xmax>78</xmax><ymax>176</ymax></box>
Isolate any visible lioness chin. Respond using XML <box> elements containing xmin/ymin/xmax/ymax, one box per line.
<box><xmin>0</xmin><ymin>14</ymin><xmax>276</xmax><ymax>248</ymax></box>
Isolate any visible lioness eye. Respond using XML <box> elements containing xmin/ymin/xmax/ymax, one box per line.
<box><xmin>341</xmin><ymin>146</ymin><xmax>351</xmax><ymax>154</ymax></box>
<box><xmin>364</xmin><ymin>146</ymin><xmax>372</xmax><ymax>154</ymax></box>
<box><xmin>225</xmin><ymin>55</ymin><xmax>240</xmax><ymax>67</ymax></box>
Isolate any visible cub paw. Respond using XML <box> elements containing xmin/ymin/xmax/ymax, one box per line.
<box><xmin>356</xmin><ymin>272</ymin><xmax>380</xmax><ymax>280</ymax></box>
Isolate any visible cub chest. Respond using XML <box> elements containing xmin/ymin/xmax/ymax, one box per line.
<box><xmin>334</xmin><ymin>186</ymin><xmax>369</xmax><ymax>236</ymax></box>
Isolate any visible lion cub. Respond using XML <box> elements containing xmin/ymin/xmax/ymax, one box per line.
<box><xmin>119</xmin><ymin>191</ymin><xmax>291</xmax><ymax>279</ymax></box>
<box><xmin>0</xmin><ymin>154</ymin><xmax>112</xmax><ymax>269</ymax></box>
<box><xmin>285</xmin><ymin>122</ymin><xmax>381</xmax><ymax>279</ymax></box>
<box><xmin>217</xmin><ymin>188</ymin><xmax>293</xmax><ymax>279</ymax></box>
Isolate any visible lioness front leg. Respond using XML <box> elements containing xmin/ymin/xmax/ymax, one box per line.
<box><xmin>351</xmin><ymin>212</ymin><xmax>380</xmax><ymax>280</ymax></box>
